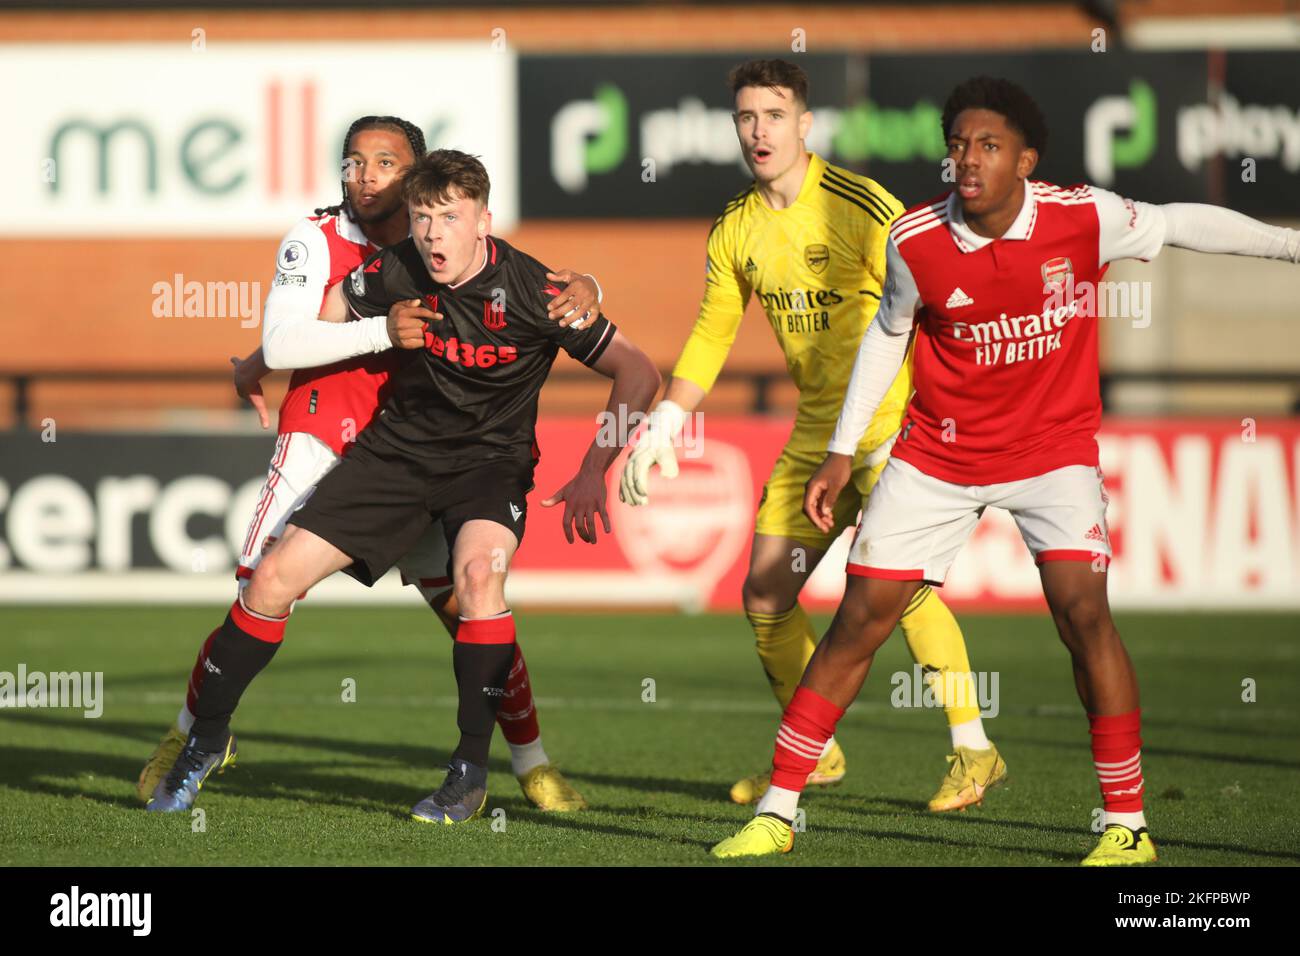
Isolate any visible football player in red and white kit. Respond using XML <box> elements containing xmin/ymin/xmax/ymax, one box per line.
<box><xmin>138</xmin><ymin>116</ymin><xmax>603</xmax><ymax>813</ymax></box>
<box><xmin>712</xmin><ymin>77</ymin><xmax>1299</xmax><ymax>864</ymax></box>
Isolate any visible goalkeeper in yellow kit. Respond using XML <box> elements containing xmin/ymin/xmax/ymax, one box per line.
<box><xmin>617</xmin><ymin>59</ymin><xmax>1006</xmax><ymax>809</ymax></box>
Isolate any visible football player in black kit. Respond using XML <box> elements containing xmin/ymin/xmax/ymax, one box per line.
<box><xmin>170</xmin><ymin>149</ymin><xmax>662</xmax><ymax>824</ymax></box>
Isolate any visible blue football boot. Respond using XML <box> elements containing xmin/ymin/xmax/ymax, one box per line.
<box><xmin>410</xmin><ymin>758</ymin><xmax>488</xmax><ymax>825</ymax></box>
<box><xmin>145</xmin><ymin>733</ymin><xmax>237</xmax><ymax>812</ymax></box>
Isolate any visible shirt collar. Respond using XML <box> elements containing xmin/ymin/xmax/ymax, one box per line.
<box><xmin>335</xmin><ymin>205</ymin><xmax>372</xmax><ymax>247</ymax></box>
<box><xmin>946</xmin><ymin>178</ymin><xmax>1036</xmax><ymax>252</ymax></box>
<box><xmin>756</xmin><ymin>151</ymin><xmax>823</xmax><ymax>213</ymax></box>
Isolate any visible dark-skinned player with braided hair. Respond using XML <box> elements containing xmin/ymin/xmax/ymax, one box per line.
<box><xmin>138</xmin><ymin>116</ymin><xmax>603</xmax><ymax>813</ymax></box>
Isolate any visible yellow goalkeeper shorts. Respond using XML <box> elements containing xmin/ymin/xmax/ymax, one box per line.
<box><xmin>754</xmin><ymin>430</ymin><xmax>896</xmax><ymax>551</ymax></box>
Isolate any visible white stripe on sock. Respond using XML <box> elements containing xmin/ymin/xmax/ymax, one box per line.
<box><xmin>777</xmin><ymin>728</ymin><xmax>824</xmax><ymax>760</ymax></box>
<box><xmin>778</xmin><ymin>724</ymin><xmax>826</xmax><ymax>751</ymax></box>
<box><xmin>1094</xmin><ymin>752</ymin><xmax>1143</xmax><ymax>771</ymax></box>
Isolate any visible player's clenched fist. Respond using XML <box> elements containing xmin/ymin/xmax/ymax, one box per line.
<box><xmin>386</xmin><ymin>298</ymin><xmax>440</xmax><ymax>349</ymax></box>
<box><xmin>803</xmin><ymin>452</ymin><xmax>853</xmax><ymax>533</ymax></box>
<box><xmin>618</xmin><ymin>400</ymin><xmax>686</xmax><ymax>506</ymax></box>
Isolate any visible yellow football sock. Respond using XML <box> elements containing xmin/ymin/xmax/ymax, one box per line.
<box><xmin>746</xmin><ymin>603</ymin><xmax>817</xmax><ymax>710</ymax></box>
<box><xmin>899</xmin><ymin>586</ymin><xmax>982</xmax><ymax>726</ymax></box>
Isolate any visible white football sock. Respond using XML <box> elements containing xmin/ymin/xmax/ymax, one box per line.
<box><xmin>950</xmin><ymin>717</ymin><xmax>991</xmax><ymax>750</ymax></box>
<box><xmin>1104</xmin><ymin>810</ymin><xmax>1148</xmax><ymax>831</ymax></box>
<box><xmin>509</xmin><ymin>736</ymin><xmax>549</xmax><ymax>777</ymax></box>
<box><xmin>176</xmin><ymin>704</ymin><xmax>195</xmax><ymax>735</ymax></box>
<box><xmin>819</xmin><ymin>735</ymin><xmax>837</xmax><ymax>759</ymax></box>
<box><xmin>756</xmin><ymin>785</ymin><xmax>801</xmax><ymax>823</ymax></box>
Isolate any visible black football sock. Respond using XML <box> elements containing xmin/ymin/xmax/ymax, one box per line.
<box><xmin>189</xmin><ymin>598</ymin><xmax>286</xmax><ymax>750</ymax></box>
<box><xmin>449</xmin><ymin>615</ymin><xmax>518</xmax><ymax>768</ymax></box>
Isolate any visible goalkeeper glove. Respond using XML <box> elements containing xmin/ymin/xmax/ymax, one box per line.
<box><xmin>619</xmin><ymin>400</ymin><xmax>686</xmax><ymax>506</ymax></box>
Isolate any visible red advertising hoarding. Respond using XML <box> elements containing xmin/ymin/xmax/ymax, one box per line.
<box><xmin>520</xmin><ymin>417</ymin><xmax>1300</xmax><ymax>612</ymax></box>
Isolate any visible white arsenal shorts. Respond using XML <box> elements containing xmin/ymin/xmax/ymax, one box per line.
<box><xmin>236</xmin><ymin>431</ymin><xmax>451</xmax><ymax>593</ymax></box>
<box><xmin>846</xmin><ymin>458</ymin><xmax>1112</xmax><ymax>585</ymax></box>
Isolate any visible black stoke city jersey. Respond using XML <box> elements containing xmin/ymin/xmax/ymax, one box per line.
<box><xmin>343</xmin><ymin>235</ymin><xmax>616</xmax><ymax>464</ymax></box>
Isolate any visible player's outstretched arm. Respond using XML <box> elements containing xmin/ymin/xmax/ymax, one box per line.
<box><xmin>605</xmin><ymin>199</ymin><xmax>753</xmax><ymax>505</ymax></box>
<box><xmin>619</xmin><ymin>217</ymin><xmax>751</xmax><ymax>505</ymax></box>
<box><xmin>1093</xmin><ymin>189</ymin><xmax>1300</xmax><ymax>267</ymax></box>
<box><xmin>1159</xmin><ymin>203</ymin><xmax>1300</xmax><ymax>263</ymax></box>
<box><xmin>541</xmin><ymin>331</ymin><xmax>662</xmax><ymax>544</ymax></box>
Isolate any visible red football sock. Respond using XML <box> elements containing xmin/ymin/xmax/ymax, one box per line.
<box><xmin>771</xmin><ymin>686</ymin><xmax>845</xmax><ymax>792</ymax></box>
<box><xmin>1089</xmin><ymin>709</ymin><xmax>1144</xmax><ymax>813</ymax></box>
<box><xmin>496</xmin><ymin>643</ymin><xmax>541</xmax><ymax>746</ymax></box>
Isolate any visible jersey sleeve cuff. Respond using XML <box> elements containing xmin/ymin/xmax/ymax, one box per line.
<box><xmin>363</xmin><ymin>315</ymin><xmax>394</xmax><ymax>353</ymax></box>
<box><xmin>579</xmin><ymin>321</ymin><xmax>616</xmax><ymax>366</ymax></box>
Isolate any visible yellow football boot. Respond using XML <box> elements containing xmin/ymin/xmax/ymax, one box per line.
<box><xmin>729</xmin><ymin>740</ymin><xmax>846</xmax><ymax>805</ymax></box>
<box><xmin>927</xmin><ymin>744</ymin><xmax>1007</xmax><ymax>812</ymax></box>
<box><xmin>136</xmin><ymin>723</ymin><xmax>188</xmax><ymax>803</ymax></box>
<box><xmin>710</xmin><ymin>814</ymin><xmax>795</xmax><ymax>859</ymax></box>
<box><xmin>1081</xmin><ymin>825</ymin><xmax>1158</xmax><ymax>866</ymax></box>
<box><xmin>517</xmin><ymin>764</ymin><xmax>588</xmax><ymax>812</ymax></box>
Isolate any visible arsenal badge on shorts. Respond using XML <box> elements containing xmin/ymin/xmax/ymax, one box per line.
<box><xmin>1041</xmin><ymin>256</ymin><xmax>1073</xmax><ymax>291</ymax></box>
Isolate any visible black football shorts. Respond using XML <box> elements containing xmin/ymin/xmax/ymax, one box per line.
<box><xmin>290</xmin><ymin>431</ymin><xmax>535</xmax><ymax>587</ymax></box>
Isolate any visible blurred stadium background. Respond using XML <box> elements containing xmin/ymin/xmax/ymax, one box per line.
<box><xmin>2</xmin><ymin>0</ymin><xmax>1298</xmax><ymax>615</ymax></box>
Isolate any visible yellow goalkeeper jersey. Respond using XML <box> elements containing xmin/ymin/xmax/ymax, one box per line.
<box><xmin>673</xmin><ymin>151</ymin><xmax>911</xmax><ymax>450</ymax></box>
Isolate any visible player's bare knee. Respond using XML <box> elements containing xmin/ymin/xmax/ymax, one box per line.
<box><xmin>825</xmin><ymin>621</ymin><xmax>887</xmax><ymax>667</ymax></box>
<box><xmin>1053</xmin><ymin>595</ymin><xmax>1114</xmax><ymax>651</ymax></box>
<box><xmin>244</xmin><ymin>553</ymin><xmax>297</xmax><ymax>616</ymax></box>
<box><xmin>741</xmin><ymin>570</ymin><xmax>798</xmax><ymax>616</ymax></box>
<box><xmin>454</xmin><ymin>558</ymin><xmax>503</xmax><ymax>617</ymax></box>
<box><xmin>242</xmin><ymin>574</ymin><xmax>290</xmax><ymax>618</ymax></box>
<box><xmin>830</xmin><ymin>600</ymin><xmax>890</xmax><ymax>653</ymax></box>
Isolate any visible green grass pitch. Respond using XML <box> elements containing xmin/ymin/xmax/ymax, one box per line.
<box><xmin>1</xmin><ymin>606</ymin><xmax>1298</xmax><ymax>866</ymax></box>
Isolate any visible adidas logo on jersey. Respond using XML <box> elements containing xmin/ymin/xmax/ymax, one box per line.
<box><xmin>946</xmin><ymin>287</ymin><xmax>974</xmax><ymax>308</ymax></box>
<box><xmin>744</xmin><ymin>257</ymin><xmax>757</xmax><ymax>274</ymax></box>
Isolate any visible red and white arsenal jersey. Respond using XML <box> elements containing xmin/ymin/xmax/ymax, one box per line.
<box><xmin>267</xmin><ymin>208</ymin><xmax>397</xmax><ymax>455</ymax></box>
<box><xmin>861</xmin><ymin>180</ymin><xmax>1165</xmax><ymax>485</ymax></box>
